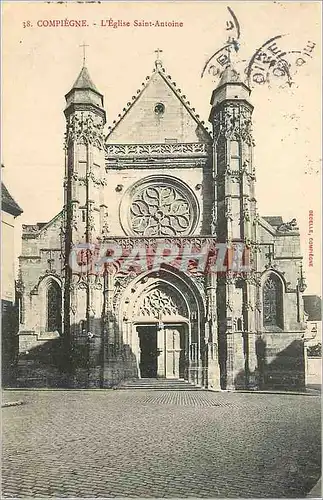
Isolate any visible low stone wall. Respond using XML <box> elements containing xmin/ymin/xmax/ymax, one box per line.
<box><xmin>306</xmin><ymin>357</ymin><xmax>322</xmax><ymax>385</ymax></box>
<box><xmin>257</xmin><ymin>333</ymin><xmax>305</xmax><ymax>390</ymax></box>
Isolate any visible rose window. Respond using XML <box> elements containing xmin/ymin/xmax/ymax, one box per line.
<box><xmin>129</xmin><ymin>182</ymin><xmax>195</xmax><ymax>236</ymax></box>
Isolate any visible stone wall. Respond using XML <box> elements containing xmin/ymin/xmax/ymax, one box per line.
<box><xmin>107</xmin><ymin>70</ymin><xmax>210</xmax><ymax>144</ymax></box>
<box><xmin>306</xmin><ymin>357</ymin><xmax>322</xmax><ymax>385</ymax></box>
<box><xmin>18</xmin><ymin>213</ymin><xmax>63</xmax><ymax>352</ymax></box>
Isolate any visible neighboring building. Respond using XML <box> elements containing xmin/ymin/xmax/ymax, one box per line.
<box><xmin>303</xmin><ymin>295</ymin><xmax>322</xmax><ymax>386</ymax></box>
<box><xmin>303</xmin><ymin>295</ymin><xmax>322</xmax><ymax>343</ymax></box>
<box><xmin>17</xmin><ymin>56</ymin><xmax>308</xmax><ymax>390</ymax></box>
<box><xmin>1</xmin><ymin>179</ymin><xmax>23</xmax><ymax>385</ymax></box>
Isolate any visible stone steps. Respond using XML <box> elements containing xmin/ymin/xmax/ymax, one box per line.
<box><xmin>115</xmin><ymin>378</ymin><xmax>204</xmax><ymax>391</ymax></box>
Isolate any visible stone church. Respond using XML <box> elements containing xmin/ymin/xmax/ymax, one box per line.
<box><xmin>17</xmin><ymin>54</ymin><xmax>308</xmax><ymax>390</ymax></box>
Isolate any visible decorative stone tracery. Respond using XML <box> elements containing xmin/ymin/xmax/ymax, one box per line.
<box><xmin>120</xmin><ymin>177</ymin><xmax>199</xmax><ymax>237</ymax></box>
<box><xmin>130</xmin><ymin>185</ymin><xmax>192</xmax><ymax>236</ymax></box>
<box><xmin>263</xmin><ymin>273</ymin><xmax>283</xmax><ymax>329</ymax></box>
<box><xmin>105</xmin><ymin>142</ymin><xmax>211</xmax><ymax>157</ymax></box>
<box><xmin>47</xmin><ymin>280</ymin><xmax>62</xmax><ymax>332</ymax></box>
<box><xmin>213</xmin><ymin>103</ymin><xmax>254</xmax><ymax>145</ymax></box>
<box><xmin>65</xmin><ymin>112</ymin><xmax>105</xmax><ymax>147</ymax></box>
<box><xmin>103</xmin><ymin>236</ymin><xmax>217</xmax><ymax>250</ymax></box>
<box><xmin>137</xmin><ymin>288</ymin><xmax>186</xmax><ymax>318</ymax></box>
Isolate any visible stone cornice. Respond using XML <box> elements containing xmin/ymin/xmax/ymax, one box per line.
<box><xmin>106</xmin><ymin>158</ymin><xmax>209</xmax><ymax>170</ymax></box>
<box><xmin>19</xmin><ymin>255</ymin><xmax>41</xmax><ymax>260</ymax></box>
<box><xmin>105</xmin><ymin>142</ymin><xmax>212</xmax><ymax>160</ymax></box>
<box><xmin>102</xmin><ymin>235</ymin><xmax>218</xmax><ymax>250</ymax></box>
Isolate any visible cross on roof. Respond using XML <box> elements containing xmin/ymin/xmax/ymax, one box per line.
<box><xmin>80</xmin><ymin>42</ymin><xmax>89</xmax><ymax>66</ymax></box>
<box><xmin>154</xmin><ymin>48</ymin><xmax>163</xmax><ymax>67</ymax></box>
<box><xmin>155</xmin><ymin>48</ymin><xmax>163</xmax><ymax>59</ymax></box>
<box><xmin>225</xmin><ymin>37</ymin><xmax>233</xmax><ymax>64</ymax></box>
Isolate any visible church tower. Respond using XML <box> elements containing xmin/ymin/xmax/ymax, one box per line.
<box><xmin>63</xmin><ymin>64</ymin><xmax>107</xmax><ymax>385</ymax></box>
<box><xmin>209</xmin><ymin>63</ymin><xmax>259</xmax><ymax>390</ymax></box>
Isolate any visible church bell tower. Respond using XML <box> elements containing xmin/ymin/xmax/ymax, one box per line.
<box><xmin>209</xmin><ymin>63</ymin><xmax>259</xmax><ymax>390</ymax></box>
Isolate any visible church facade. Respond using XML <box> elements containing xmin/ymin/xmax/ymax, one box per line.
<box><xmin>17</xmin><ymin>57</ymin><xmax>307</xmax><ymax>390</ymax></box>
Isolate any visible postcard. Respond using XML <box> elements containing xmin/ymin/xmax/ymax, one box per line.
<box><xmin>2</xmin><ymin>2</ymin><xmax>321</xmax><ymax>499</ymax></box>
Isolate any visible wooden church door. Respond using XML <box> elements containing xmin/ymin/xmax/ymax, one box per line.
<box><xmin>164</xmin><ymin>326</ymin><xmax>183</xmax><ymax>379</ymax></box>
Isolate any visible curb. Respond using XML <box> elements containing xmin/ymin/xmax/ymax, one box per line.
<box><xmin>227</xmin><ymin>389</ymin><xmax>321</xmax><ymax>397</ymax></box>
<box><xmin>2</xmin><ymin>400</ymin><xmax>24</xmax><ymax>408</ymax></box>
<box><xmin>2</xmin><ymin>387</ymin><xmax>321</xmax><ymax>396</ymax></box>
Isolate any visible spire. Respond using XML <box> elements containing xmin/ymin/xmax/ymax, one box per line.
<box><xmin>72</xmin><ymin>66</ymin><xmax>99</xmax><ymax>93</ymax></box>
<box><xmin>209</xmin><ymin>52</ymin><xmax>252</xmax><ymax>122</ymax></box>
<box><xmin>64</xmin><ymin>64</ymin><xmax>105</xmax><ymax>121</ymax></box>
<box><xmin>217</xmin><ymin>63</ymin><xmax>242</xmax><ymax>88</ymax></box>
<box><xmin>216</xmin><ymin>35</ymin><xmax>243</xmax><ymax>88</ymax></box>
<box><xmin>69</xmin><ymin>43</ymin><xmax>100</xmax><ymax>94</ymax></box>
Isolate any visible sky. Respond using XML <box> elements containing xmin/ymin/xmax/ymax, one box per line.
<box><xmin>2</xmin><ymin>1</ymin><xmax>322</xmax><ymax>295</ymax></box>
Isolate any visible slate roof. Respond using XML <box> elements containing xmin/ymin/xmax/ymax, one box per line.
<box><xmin>217</xmin><ymin>64</ymin><xmax>243</xmax><ymax>87</ymax></box>
<box><xmin>1</xmin><ymin>181</ymin><xmax>23</xmax><ymax>217</ymax></box>
<box><xmin>105</xmin><ymin>62</ymin><xmax>212</xmax><ymax>140</ymax></box>
<box><xmin>22</xmin><ymin>211</ymin><xmax>63</xmax><ymax>237</ymax></box>
<box><xmin>71</xmin><ymin>66</ymin><xmax>100</xmax><ymax>94</ymax></box>
<box><xmin>263</xmin><ymin>216</ymin><xmax>284</xmax><ymax>227</ymax></box>
<box><xmin>303</xmin><ymin>295</ymin><xmax>322</xmax><ymax>322</ymax></box>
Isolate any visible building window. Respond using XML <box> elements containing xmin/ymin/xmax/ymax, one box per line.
<box><xmin>154</xmin><ymin>102</ymin><xmax>165</xmax><ymax>115</ymax></box>
<box><xmin>128</xmin><ymin>178</ymin><xmax>198</xmax><ymax>237</ymax></box>
<box><xmin>237</xmin><ymin>318</ymin><xmax>243</xmax><ymax>331</ymax></box>
<box><xmin>263</xmin><ymin>274</ymin><xmax>283</xmax><ymax>329</ymax></box>
<box><xmin>19</xmin><ymin>296</ymin><xmax>24</xmax><ymax>324</ymax></box>
<box><xmin>46</xmin><ymin>281</ymin><xmax>62</xmax><ymax>333</ymax></box>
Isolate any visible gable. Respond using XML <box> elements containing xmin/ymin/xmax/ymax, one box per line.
<box><xmin>38</xmin><ymin>211</ymin><xmax>63</xmax><ymax>241</ymax></box>
<box><xmin>21</xmin><ymin>211</ymin><xmax>63</xmax><ymax>257</ymax></box>
<box><xmin>22</xmin><ymin>211</ymin><xmax>63</xmax><ymax>242</ymax></box>
<box><xmin>106</xmin><ymin>70</ymin><xmax>211</xmax><ymax>144</ymax></box>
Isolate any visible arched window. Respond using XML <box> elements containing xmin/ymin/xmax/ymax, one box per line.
<box><xmin>46</xmin><ymin>280</ymin><xmax>62</xmax><ymax>333</ymax></box>
<box><xmin>262</xmin><ymin>273</ymin><xmax>283</xmax><ymax>329</ymax></box>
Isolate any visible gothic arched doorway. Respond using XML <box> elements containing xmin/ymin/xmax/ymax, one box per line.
<box><xmin>118</xmin><ymin>267</ymin><xmax>204</xmax><ymax>383</ymax></box>
<box><xmin>136</xmin><ymin>323</ymin><xmax>187</xmax><ymax>379</ymax></box>
<box><xmin>134</xmin><ymin>284</ymin><xmax>189</xmax><ymax>379</ymax></box>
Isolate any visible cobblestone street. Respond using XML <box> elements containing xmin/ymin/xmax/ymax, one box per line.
<box><xmin>2</xmin><ymin>389</ymin><xmax>321</xmax><ymax>498</ymax></box>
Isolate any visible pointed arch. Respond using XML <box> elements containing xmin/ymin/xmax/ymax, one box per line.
<box><xmin>262</xmin><ymin>272</ymin><xmax>284</xmax><ymax>330</ymax></box>
<box><xmin>118</xmin><ymin>264</ymin><xmax>205</xmax><ymax>324</ymax></box>
<box><xmin>33</xmin><ymin>275</ymin><xmax>62</xmax><ymax>334</ymax></box>
<box><xmin>46</xmin><ymin>279</ymin><xmax>62</xmax><ymax>333</ymax></box>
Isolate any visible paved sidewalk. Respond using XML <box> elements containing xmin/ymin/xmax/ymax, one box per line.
<box><xmin>2</xmin><ymin>389</ymin><xmax>321</xmax><ymax>498</ymax></box>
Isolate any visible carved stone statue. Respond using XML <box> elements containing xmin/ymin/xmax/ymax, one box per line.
<box><xmin>277</xmin><ymin>218</ymin><xmax>299</xmax><ymax>232</ymax></box>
